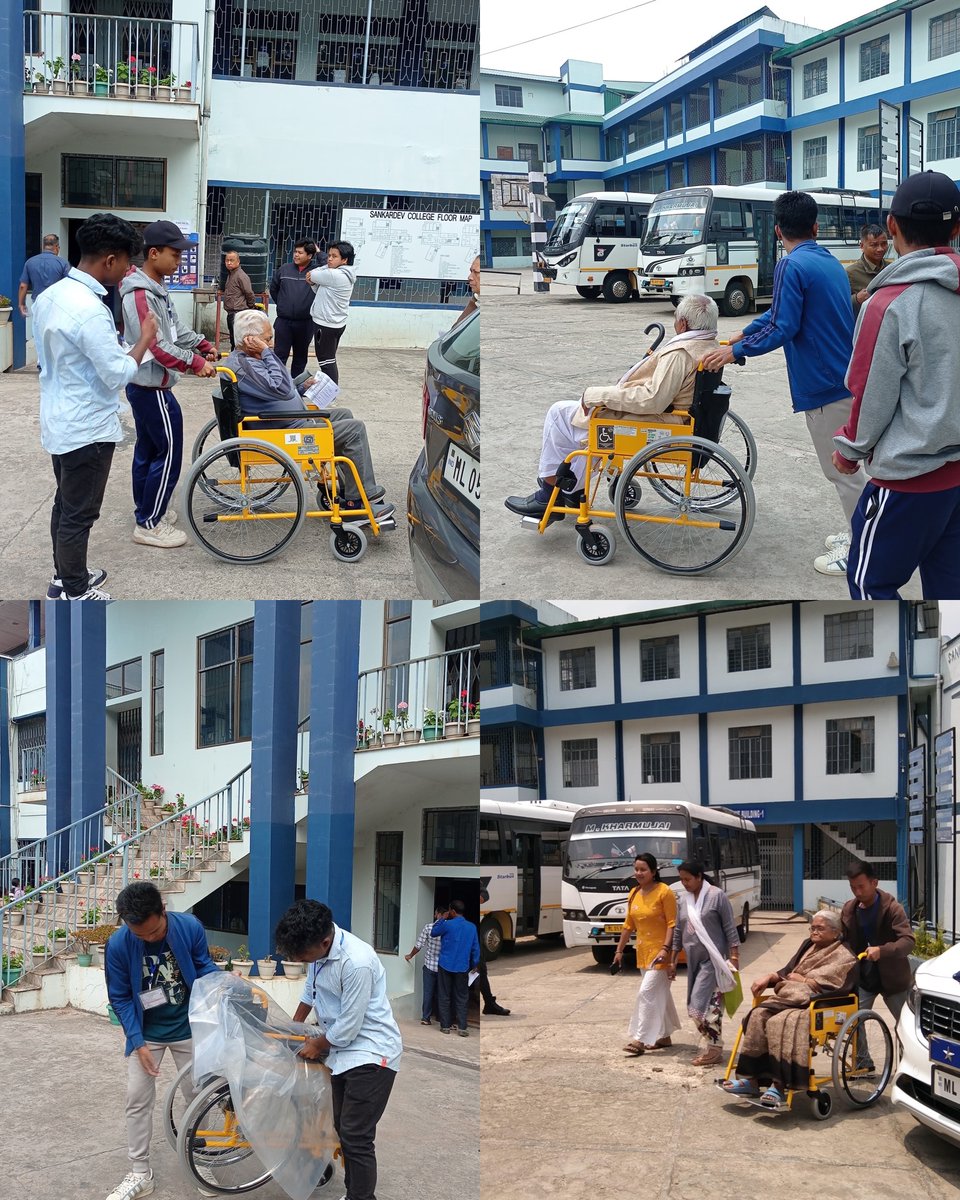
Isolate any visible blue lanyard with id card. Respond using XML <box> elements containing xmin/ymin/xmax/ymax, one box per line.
<box><xmin>139</xmin><ymin>948</ymin><xmax>169</xmax><ymax>1011</ymax></box>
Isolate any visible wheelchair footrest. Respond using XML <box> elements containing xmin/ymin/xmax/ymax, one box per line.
<box><xmin>520</xmin><ymin>516</ymin><xmax>542</xmax><ymax>531</ymax></box>
<box><xmin>377</xmin><ymin>517</ymin><xmax>397</xmax><ymax>533</ymax></box>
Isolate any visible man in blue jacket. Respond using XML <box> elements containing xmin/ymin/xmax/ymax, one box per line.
<box><xmin>104</xmin><ymin>882</ymin><xmax>219</xmax><ymax>1200</ymax></box>
<box><xmin>431</xmin><ymin>899</ymin><xmax>481</xmax><ymax>1037</ymax></box>
<box><xmin>702</xmin><ymin>190</ymin><xmax>866</xmax><ymax>577</ymax></box>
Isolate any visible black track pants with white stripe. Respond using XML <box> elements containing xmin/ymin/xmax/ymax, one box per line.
<box><xmin>126</xmin><ymin>384</ymin><xmax>183</xmax><ymax>529</ymax></box>
<box><xmin>313</xmin><ymin>323</ymin><xmax>345</xmax><ymax>385</ymax></box>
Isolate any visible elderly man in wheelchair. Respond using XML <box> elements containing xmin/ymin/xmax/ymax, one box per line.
<box><xmin>505</xmin><ymin>294</ymin><xmax>721</xmax><ymax>520</ymax></box>
<box><xmin>223</xmin><ymin>309</ymin><xmax>394</xmax><ymax>523</ymax></box>
<box><xmin>718</xmin><ymin>909</ymin><xmax>894</xmax><ymax>1119</ymax></box>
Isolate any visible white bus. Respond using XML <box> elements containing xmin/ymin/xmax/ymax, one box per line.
<box><xmin>479</xmin><ymin>797</ymin><xmax>580</xmax><ymax>959</ymax></box>
<box><xmin>561</xmin><ymin>800</ymin><xmax>761</xmax><ymax>965</ymax></box>
<box><xmin>637</xmin><ymin>184</ymin><xmax>880</xmax><ymax>317</ymax></box>
<box><xmin>538</xmin><ymin>191</ymin><xmax>654</xmax><ymax>302</ymax></box>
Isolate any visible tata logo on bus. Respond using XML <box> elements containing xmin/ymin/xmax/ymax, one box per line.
<box><xmin>582</xmin><ymin>821</ymin><xmax>673</xmax><ymax>833</ymax></box>
<box><xmin>594</xmin><ymin>244</ymin><xmax>614</xmax><ymax>261</ymax></box>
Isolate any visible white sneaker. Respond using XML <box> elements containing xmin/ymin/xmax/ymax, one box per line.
<box><xmin>105</xmin><ymin>1170</ymin><xmax>155</xmax><ymax>1200</ymax></box>
<box><xmin>133</xmin><ymin>522</ymin><xmax>187</xmax><ymax>548</ymax></box>
<box><xmin>162</xmin><ymin>508</ymin><xmax>178</xmax><ymax>526</ymax></box>
<box><xmin>824</xmin><ymin>531</ymin><xmax>850</xmax><ymax>551</ymax></box>
<box><xmin>814</xmin><ymin>546</ymin><xmax>849</xmax><ymax>577</ymax></box>
<box><xmin>48</xmin><ymin>567</ymin><xmax>108</xmax><ymax>598</ymax></box>
<box><xmin>66</xmin><ymin>585</ymin><xmax>112</xmax><ymax>600</ymax></box>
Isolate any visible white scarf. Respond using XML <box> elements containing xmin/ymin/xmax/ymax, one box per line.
<box><xmin>682</xmin><ymin>879</ymin><xmax>735</xmax><ymax>992</ymax></box>
<box><xmin>617</xmin><ymin>328</ymin><xmax>718</xmax><ymax>387</ymax></box>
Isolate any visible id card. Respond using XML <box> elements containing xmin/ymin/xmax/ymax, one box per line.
<box><xmin>139</xmin><ymin>985</ymin><xmax>167</xmax><ymax>1011</ymax></box>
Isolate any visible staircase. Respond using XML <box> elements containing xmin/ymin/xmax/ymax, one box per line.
<box><xmin>815</xmin><ymin>822</ymin><xmax>897</xmax><ymax>870</ymax></box>
<box><xmin>1</xmin><ymin>764</ymin><xmax>256</xmax><ymax>1011</ymax></box>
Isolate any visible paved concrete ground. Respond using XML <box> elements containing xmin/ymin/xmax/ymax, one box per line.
<box><xmin>1</xmin><ymin>1006</ymin><xmax>477</xmax><ymax>1200</ymax></box>
<box><xmin>482</xmin><ymin>273</ymin><xmax>922</xmax><ymax>600</ymax></box>
<box><xmin>481</xmin><ymin>913</ymin><xmax>958</xmax><ymax>1200</ymax></box>
<box><xmin>0</xmin><ymin>344</ymin><xmax>426</xmax><ymax>600</ymax></box>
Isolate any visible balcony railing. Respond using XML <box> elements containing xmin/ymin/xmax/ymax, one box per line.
<box><xmin>23</xmin><ymin>10</ymin><xmax>199</xmax><ymax>102</ymax></box>
<box><xmin>357</xmin><ymin>646</ymin><xmax>479</xmax><ymax>748</ymax></box>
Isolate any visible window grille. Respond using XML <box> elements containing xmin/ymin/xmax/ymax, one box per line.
<box><xmin>641</xmin><ymin>731</ymin><xmax>681</xmax><ymax>783</ymax></box>
<box><xmin>562</xmin><ymin>738</ymin><xmax>598</xmax><ymax>788</ymax></box>
<box><xmin>495</xmin><ymin>83</ymin><xmax>522</xmax><ymax>106</ymax></box>
<box><xmin>930</xmin><ymin>9</ymin><xmax>960</xmax><ymax>59</ymax></box>
<box><xmin>802</xmin><ymin>57</ymin><xmax>828</xmax><ymax>99</ymax></box>
<box><xmin>826</xmin><ymin>716</ymin><xmax>875</xmax><ymax>774</ymax></box>
<box><xmin>859</xmin><ymin>34</ymin><xmax>890</xmax><ymax>82</ymax></box>
<box><xmin>824</xmin><ymin>610</ymin><xmax>874</xmax><ymax>661</ymax></box>
<box><xmin>803</xmin><ymin>136</ymin><xmax>827</xmax><ymax>179</ymax></box>
<box><xmin>729</xmin><ymin>725</ymin><xmax>772</xmax><ymax>779</ymax></box>
<box><xmin>929</xmin><ymin>108</ymin><xmax>960</xmax><ymax>161</ymax></box>
<box><xmin>857</xmin><ymin>124</ymin><xmax>881</xmax><ymax>172</ymax></box>
<box><xmin>640</xmin><ymin>635</ymin><xmax>679</xmax><ymax>682</ymax></box>
<box><xmin>726</xmin><ymin>624</ymin><xmax>771</xmax><ymax>673</ymax></box>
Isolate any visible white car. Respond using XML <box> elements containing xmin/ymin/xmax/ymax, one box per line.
<box><xmin>892</xmin><ymin>943</ymin><xmax>960</xmax><ymax>1147</ymax></box>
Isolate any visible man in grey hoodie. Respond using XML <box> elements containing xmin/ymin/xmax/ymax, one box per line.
<box><xmin>832</xmin><ymin>171</ymin><xmax>960</xmax><ymax>598</ymax></box>
<box><xmin>306</xmin><ymin>240</ymin><xmax>357</xmax><ymax>385</ymax></box>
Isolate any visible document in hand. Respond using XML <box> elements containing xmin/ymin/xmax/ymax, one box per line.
<box><xmin>302</xmin><ymin>374</ymin><xmax>340</xmax><ymax>409</ymax></box>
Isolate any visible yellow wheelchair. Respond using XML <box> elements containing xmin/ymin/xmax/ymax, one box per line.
<box><xmin>717</xmin><ymin>977</ymin><xmax>894</xmax><ymax>1120</ymax></box>
<box><xmin>182</xmin><ymin>365</ymin><xmax>395</xmax><ymax>565</ymax></box>
<box><xmin>519</xmin><ymin>326</ymin><xmax>757</xmax><ymax>574</ymax></box>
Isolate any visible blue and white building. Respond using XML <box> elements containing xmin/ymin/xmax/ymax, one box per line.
<box><xmin>1</xmin><ymin>0</ymin><xmax>479</xmax><ymax>370</ymax></box>
<box><xmin>480</xmin><ymin>600</ymin><xmax>941</xmax><ymax>914</ymax></box>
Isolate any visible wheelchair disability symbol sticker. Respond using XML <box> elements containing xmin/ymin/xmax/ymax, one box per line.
<box><xmin>597</xmin><ymin>425</ymin><xmax>615</xmax><ymax>449</ymax></box>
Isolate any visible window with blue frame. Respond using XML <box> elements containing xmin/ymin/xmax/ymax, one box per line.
<box><xmin>928</xmin><ymin>108</ymin><xmax>960</xmax><ymax>160</ymax></box>
<box><xmin>802</xmin><ymin>57</ymin><xmax>828</xmax><ymax>99</ymax></box>
<box><xmin>929</xmin><ymin>9</ymin><xmax>960</xmax><ymax>59</ymax></box>
<box><xmin>859</xmin><ymin>34</ymin><xmax>890</xmax><ymax>81</ymax></box>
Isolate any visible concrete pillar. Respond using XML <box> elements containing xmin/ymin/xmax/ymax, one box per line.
<box><xmin>0</xmin><ymin>3</ymin><xmax>26</xmax><ymax>368</ymax></box>
<box><xmin>70</xmin><ymin>602</ymin><xmax>106</xmax><ymax>857</ymax></box>
<box><xmin>44</xmin><ymin>601</ymin><xmax>73</xmax><ymax>875</ymax></box>
<box><xmin>247</xmin><ymin>600</ymin><xmax>300</xmax><ymax>964</ymax></box>
<box><xmin>307</xmin><ymin>601</ymin><xmax>360</xmax><ymax>930</ymax></box>
<box><xmin>0</xmin><ymin>660</ymin><xmax>10</xmax><ymax>864</ymax></box>
<box><xmin>793</xmin><ymin>823</ymin><xmax>806</xmax><ymax>913</ymax></box>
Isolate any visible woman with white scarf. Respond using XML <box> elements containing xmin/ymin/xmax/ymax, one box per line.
<box><xmin>667</xmin><ymin>860</ymin><xmax>740</xmax><ymax>1067</ymax></box>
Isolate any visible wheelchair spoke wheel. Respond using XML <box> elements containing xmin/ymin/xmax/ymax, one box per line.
<box><xmin>189</xmin><ymin>422</ymin><xmax>292</xmax><ymax>509</ymax></box>
<box><xmin>831</xmin><ymin>1009</ymin><xmax>894</xmax><ymax>1107</ymax></box>
<box><xmin>177</xmin><ymin>1077</ymin><xmax>273</xmax><ymax>1194</ymax></box>
<box><xmin>575</xmin><ymin>524</ymin><xmax>616</xmax><ymax>565</ymax></box>
<box><xmin>329</xmin><ymin>524</ymin><xmax>368</xmax><ymax>562</ymax></box>
<box><xmin>184</xmin><ymin>439</ymin><xmax>306</xmax><ymax>564</ymax></box>
<box><xmin>163</xmin><ymin>1060</ymin><xmax>217</xmax><ymax>1152</ymax></box>
<box><xmin>614</xmin><ymin>437</ymin><xmax>755</xmax><ymax>574</ymax></box>
<box><xmin>647</xmin><ymin>410</ymin><xmax>756</xmax><ymax>511</ymax></box>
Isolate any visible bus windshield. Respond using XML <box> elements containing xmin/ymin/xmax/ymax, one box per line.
<box><xmin>564</xmin><ymin>812</ymin><xmax>689</xmax><ymax>884</ymax></box>
<box><xmin>641</xmin><ymin>191</ymin><xmax>710</xmax><ymax>250</ymax></box>
<box><xmin>545</xmin><ymin>200</ymin><xmax>592</xmax><ymax>249</ymax></box>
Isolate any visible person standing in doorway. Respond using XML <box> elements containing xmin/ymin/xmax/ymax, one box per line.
<box><xmin>221</xmin><ymin>250</ymin><xmax>258</xmax><ymax>349</ymax></box>
<box><xmin>405</xmin><ymin>907</ymin><xmax>444</xmax><ymax>1025</ymax></box>
<box><xmin>308</xmin><ymin>241</ymin><xmax>357</xmax><ymax>384</ymax></box>
<box><xmin>270</xmin><ymin>238</ymin><xmax>325</xmax><ymax>376</ymax></box>
<box><xmin>431</xmin><ymin>899</ymin><xmax>481</xmax><ymax>1036</ymax></box>
<box><xmin>19</xmin><ymin>232</ymin><xmax>70</xmax><ymax>318</ymax></box>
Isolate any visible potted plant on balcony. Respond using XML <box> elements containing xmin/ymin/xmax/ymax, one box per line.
<box><xmin>156</xmin><ymin>71</ymin><xmax>176</xmax><ymax>101</ymax></box>
<box><xmin>45</xmin><ymin>57</ymin><xmax>67</xmax><ymax>95</ymax></box>
<box><xmin>33</xmin><ymin>69</ymin><xmax>49</xmax><ymax>94</ymax></box>
<box><xmin>444</xmin><ymin>690</ymin><xmax>469</xmax><ymax>737</ymax></box>
<box><xmin>137</xmin><ymin>64</ymin><xmax>157</xmax><ymax>98</ymax></box>
<box><xmin>0</xmin><ymin>297</ymin><xmax>12</xmax><ymax>325</ymax></box>
<box><xmin>174</xmin><ymin>78</ymin><xmax>193</xmax><ymax>102</ymax></box>
<box><xmin>231</xmin><ymin>944</ymin><xmax>253</xmax><ymax>977</ymax></box>
<box><xmin>467</xmin><ymin>702</ymin><xmax>480</xmax><ymax>737</ymax></box>
<box><xmin>397</xmin><ymin>701</ymin><xmax>419</xmax><ymax>745</ymax></box>
<box><xmin>297</xmin><ymin>768</ymin><xmax>309</xmax><ymax>793</ymax></box>
<box><xmin>380</xmin><ymin>708</ymin><xmax>401</xmax><ymax>747</ymax></box>
<box><xmin>69</xmin><ymin>53</ymin><xmax>87</xmax><ymax>93</ymax></box>
<box><xmin>115</xmin><ymin>57</ymin><xmax>137</xmax><ymax>96</ymax></box>
<box><xmin>356</xmin><ymin>719</ymin><xmax>372</xmax><ymax>750</ymax></box>
<box><xmin>93</xmin><ymin>63</ymin><xmax>110</xmax><ymax>96</ymax></box>
<box><xmin>256</xmin><ymin>953</ymin><xmax>277</xmax><ymax>980</ymax></box>
<box><xmin>422</xmin><ymin>709</ymin><xmax>444</xmax><ymax>742</ymax></box>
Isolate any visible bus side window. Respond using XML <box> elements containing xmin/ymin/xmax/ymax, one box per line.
<box><xmin>480</xmin><ymin>817</ymin><xmax>501</xmax><ymax>866</ymax></box>
<box><xmin>593</xmin><ymin>203</ymin><xmax>627</xmax><ymax>235</ymax></box>
<box><xmin>818</xmin><ymin>204</ymin><xmax>841</xmax><ymax>240</ymax></box>
<box><xmin>717</xmin><ymin>826</ymin><xmax>736</xmax><ymax>870</ymax></box>
<box><xmin>709</xmin><ymin>199</ymin><xmax>744</xmax><ymax>236</ymax></box>
<box><xmin>626</xmin><ymin>205</ymin><xmax>646</xmax><ymax>238</ymax></box>
<box><xmin>541</xmin><ymin>828</ymin><xmax>563</xmax><ymax>867</ymax></box>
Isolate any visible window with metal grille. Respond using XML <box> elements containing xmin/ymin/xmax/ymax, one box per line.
<box><xmin>824</xmin><ymin>609</ymin><xmax>874</xmax><ymax>661</ymax></box>
<box><xmin>802</xmin><ymin>57</ymin><xmax>828</xmax><ymax>99</ymax></box>
<box><xmin>802</xmin><ymin>136</ymin><xmax>827</xmax><ymax>179</ymax></box>
<box><xmin>859</xmin><ymin>34</ymin><xmax>890</xmax><ymax>81</ymax></box>
<box><xmin>929</xmin><ymin>108</ymin><xmax>960</xmax><ymax>160</ymax></box>
<box><xmin>423</xmin><ymin>807</ymin><xmax>478</xmax><ymax>864</ymax></box>
<box><xmin>496</xmin><ymin>83</ymin><xmax>522</xmax><ymax>106</ymax></box>
<box><xmin>639</xmin><ymin>165</ymin><xmax>667</xmax><ymax>193</ymax></box>
<box><xmin>688</xmin><ymin>152</ymin><xmax>712</xmax><ymax>185</ymax></box>
<box><xmin>718</xmin><ymin>141</ymin><xmax>766</xmax><ymax>186</ymax></box>
<box><xmin>559</xmin><ymin>646</ymin><xmax>596</xmax><ymax>691</ymax></box>
<box><xmin>669</xmin><ymin>101</ymin><xmax>683</xmax><ymax>136</ymax></box>
<box><xmin>562</xmin><ymin>738</ymin><xmax>599</xmax><ymax>788</ymax></box>
<box><xmin>727</xmin><ymin>624</ymin><xmax>771</xmax><ymax>672</ymax></box>
<box><xmin>685</xmin><ymin>86</ymin><xmax>710</xmax><ymax>128</ymax></box>
<box><xmin>930</xmin><ymin>9</ymin><xmax>960</xmax><ymax>59</ymax></box>
<box><xmin>373</xmin><ymin>831</ymin><xmax>403</xmax><ymax>952</ymax></box>
<box><xmin>62</xmin><ymin>154</ymin><xmax>165</xmax><ymax>209</ymax></box>
<box><xmin>518</xmin><ymin>142</ymin><xmax>539</xmax><ymax>163</ymax></box>
<box><xmin>480</xmin><ymin>727</ymin><xmax>538</xmax><ymax>788</ymax></box>
<box><xmin>857</xmin><ymin>124</ymin><xmax>881</xmax><ymax>171</ymax></box>
<box><xmin>641</xmin><ymin>731</ymin><xmax>681</xmax><ymax>783</ymax></box>
<box><xmin>668</xmin><ymin>161</ymin><xmax>685</xmax><ymax>188</ymax></box>
<box><xmin>716</xmin><ymin>58</ymin><xmax>763</xmax><ymax>117</ymax></box>
<box><xmin>729</xmin><ymin>725</ymin><xmax>772</xmax><ymax>779</ymax></box>
<box><xmin>16</xmin><ymin>715</ymin><xmax>46</xmax><ymax>786</ymax></box>
<box><xmin>640</xmin><ymin>635</ymin><xmax>679</xmax><ymax>682</ymax></box>
<box><xmin>826</xmin><ymin>716</ymin><xmax>875</xmax><ymax>774</ymax></box>
<box><xmin>491</xmin><ymin>235</ymin><xmax>518</xmax><ymax>257</ymax></box>
<box><xmin>150</xmin><ymin>650</ymin><xmax>164</xmax><ymax>757</ymax></box>
<box><xmin>198</xmin><ymin>620</ymin><xmax>254</xmax><ymax>747</ymax></box>
<box><xmin>107</xmin><ymin>657</ymin><xmax>142</xmax><ymax>699</ymax></box>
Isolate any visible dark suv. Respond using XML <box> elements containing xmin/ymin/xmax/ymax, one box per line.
<box><xmin>407</xmin><ymin>310</ymin><xmax>479</xmax><ymax>599</ymax></box>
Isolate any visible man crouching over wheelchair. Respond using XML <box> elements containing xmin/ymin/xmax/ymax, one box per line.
<box><xmin>224</xmin><ymin>310</ymin><xmax>394</xmax><ymax>521</ymax></box>
<box><xmin>505</xmin><ymin>294</ymin><xmax>720</xmax><ymax>519</ymax></box>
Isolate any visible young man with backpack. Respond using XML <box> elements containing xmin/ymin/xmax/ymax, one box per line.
<box><xmin>832</xmin><ymin>170</ymin><xmax>960</xmax><ymax>598</ymax></box>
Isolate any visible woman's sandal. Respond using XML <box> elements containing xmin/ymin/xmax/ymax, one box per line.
<box><xmin>760</xmin><ymin>1085</ymin><xmax>785</xmax><ymax>1108</ymax></box>
<box><xmin>722</xmin><ymin>1078</ymin><xmax>761</xmax><ymax>1097</ymax></box>
<box><xmin>623</xmin><ymin>1041</ymin><xmax>645</xmax><ymax>1056</ymax></box>
<box><xmin>691</xmin><ymin>1048</ymin><xmax>723</xmax><ymax>1066</ymax></box>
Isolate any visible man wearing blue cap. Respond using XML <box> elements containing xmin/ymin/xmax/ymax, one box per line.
<box><xmin>832</xmin><ymin>170</ymin><xmax>960</xmax><ymax>598</ymax></box>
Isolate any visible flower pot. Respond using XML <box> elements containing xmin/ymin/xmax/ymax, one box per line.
<box><xmin>156</xmin><ymin>85</ymin><xmax>172</xmax><ymax>101</ymax></box>
<box><xmin>401</xmin><ymin>728</ymin><xmax>420</xmax><ymax>745</ymax></box>
<box><xmin>76</xmin><ymin>953</ymin><xmax>93</xmax><ymax>967</ymax></box>
<box><xmin>107</xmin><ymin>1002</ymin><xmax>121</xmax><ymax>1025</ymax></box>
<box><xmin>2</xmin><ymin>967</ymin><xmax>22</xmax><ymax>987</ymax></box>
<box><xmin>24</xmin><ymin>901</ymin><xmax>39</xmax><ymax>916</ymax></box>
<box><xmin>256</xmin><ymin>959</ymin><xmax>277</xmax><ymax>979</ymax></box>
<box><xmin>381</xmin><ymin>732</ymin><xmax>401</xmax><ymax>747</ymax></box>
<box><xmin>175</xmin><ymin>85</ymin><xmax>192</xmax><ymax>102</ymax></box>
<box><xmin>467</xmin><ymin>719</ymin><xmax>481</xmax><ymax>736</ymax></box>
<box><xmin>281</xmin><ymin>960</ymin><xmax>304</xmax><ymax>978</ymax></box>
<box><xmin>94</xmin><ymin>81</ymin><xmax>109</xmax><ymax>96</ymax></box>
<box><xmin>8</xmin><ymin>912</ymin><xmax>23</xmax><ymax>926</ymax></box>
<box><xmin>0</xmin><ymin>309</ymin><xmax>11</xmax><ymax>325</ymax></box>
<box><xmin>444</xmin><ymin>723</ymin><xmax>467</xmax><ymax>738</ymax></box>
<box><xmin>421</xmin><ymin>726</ymin><xmax>443</xmax><ymax>742</ymax></box>
<box><xmin>59</xmin><ymin>880</ymin><xmax>76</xmax><ymax>896</ymax></box>
<box><xmin>135</xmin><ymin>83</ymin><xmax>152</xmax><ymax>99</ymax></box>
<box><xmin>50</xmin><ymin>80</ymin><xmax>67</xmax><ymax>95</ymax></box>
<box><xmin>232</xmin><ymin>960</ymin><xmax>253</xmax><ymax>978</ymax></box>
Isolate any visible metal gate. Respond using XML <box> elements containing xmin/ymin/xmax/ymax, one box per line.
<box><xmin>117</xmin><ymin>707</ymin><xmax>142</xmax><ymax>784</ymax></box>
<box><xmin>759</xmin><ymin>835</ymin><xmax>794</xmax><ymax>910</ymax></box>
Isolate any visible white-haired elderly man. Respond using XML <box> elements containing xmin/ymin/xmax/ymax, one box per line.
<box><xmin>224</xmin><ymin>310</ymin><xmax>392</xmax><ymax>520</ymax></box>
<box><xmin>505</xmin><ymin>293</ymin><xmax>720</xmax><ymax>519</ymax></box>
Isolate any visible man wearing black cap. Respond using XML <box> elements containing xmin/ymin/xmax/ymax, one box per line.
<box><xmin>119</xmin><ymin>220</ymin><xmax>219</xmax><ymax>548</ymax></box>
<box><xmin>833</xmin><ymin>170</ymin><xmax>960</xmax><ymax>598</ymax></box>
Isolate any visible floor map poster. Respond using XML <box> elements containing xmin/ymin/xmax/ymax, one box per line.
<box><xmin>167</xmin><ymin>232</ymin><xmax>200</xmax><ymax>291</ymax></box>
<box><xmin>339</xmin><ymin>209</ymin><xmax>479</xmax><ymax>280</ymax></box>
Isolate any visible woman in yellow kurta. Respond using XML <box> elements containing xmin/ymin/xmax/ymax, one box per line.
<box><xmin>614</xmin><ymin>853</ymin><xmax>681</xmax><ymax>1055</ymax></box>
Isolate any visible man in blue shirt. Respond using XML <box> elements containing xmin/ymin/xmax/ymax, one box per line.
<box><xmin>104</xmin><ymin>882</ymin><xmax>219</xmax><ymax>1200</ymax></box>
<box><xmin>31</xmin><ymin>213</ymin><xmax>157</xmax><ymax>599</ymax></box>
<box><xmin>18</xmin><ymin>232</ymin><xmax>70</xmax><ymax>318</ymax></box>
<box><xmin>431</xmin><ymin>899</ymin><xmax>481</xmax><ymax>1037</ymax></box>
<box><xmin>702</xmin><ymin>190</ymin><xmax>866</xmax><ymax>578</ymax></box>
<box><xmin>282</xmin><ymin>899</ymin><xmax>402</xmax><ymax>1200</ymax></box>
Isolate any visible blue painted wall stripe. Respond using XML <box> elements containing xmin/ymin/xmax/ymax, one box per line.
<box><xmin>45</xmin><ymin>602</ymin><xmax>72</xmax><ymax>874</ymax></box>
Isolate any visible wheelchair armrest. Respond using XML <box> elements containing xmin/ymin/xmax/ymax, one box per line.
<box><xmin>242</xmin><ymin>409</ymin><xmax>332</xmax><ymax>420</ymax></box>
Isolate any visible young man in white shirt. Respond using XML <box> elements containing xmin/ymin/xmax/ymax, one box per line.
<box><xmin>31</xmin><ymin>213</ymin><xmax>157</xmax><ymax>599</ymax></box>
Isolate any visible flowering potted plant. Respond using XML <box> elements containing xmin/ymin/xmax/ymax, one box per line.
<box><xmin>467</xmin><ymin>702</ymin><xmax>480</xmax><ymax>737</ymax></box>
<box><xmin>78</xmin><ymin>845</ymin><xmax>98</xmax><ymax>875</ymax></box>
<box><xmin>93</xmin><ymin>63</ymin><xmax>110</xmax><ymax>95</ymax></box>
<box><xmin>380</xmin><ymin>708</ymin><xmax>400</xmax><ymax>747</ymax></box>
<box><xmin>45</xmin><ymin>56</ymin><xmax>67</xmax><ymax>94</ymax></box>
<box><xmin>422</xmin><ymin>709</ymin><xmax>444</xmax><ymax>742</ymax></box>
<box><xmin>297</xmin><ymin>768</ymin><xmax>309</xmax><ymax>792</ymax></box>
<box><xmin>174</xmin><ymin>77</ymin><xmax>193</xmax><ymax>102</ymax></box>
<box><xmin>115</xmin><ymin>56</ymin><xmax>137</xmax><ymax>93</ymax></box>
<box><xmin>356</xmin><ymin>718</ymin><xmax>372</xmax><ymax>750</ymax></box>
<box><xmin>28</xmin><ymin>767</ymin><xmax>45</xmax><ymax>790</ymax></box>
<box><xmin>69</xmin><ymin>52</ymin><xmax>86</xmax><ymax>91</ymax></box>
<box><xmin>445</xmin><ymin>690</ymin><xmax>469</xmax><ymax>736</ymax></box>
<box><xmin>397</xmin><ymin>700</ymin><xmax>419</xmax><ymax>745</ymax></box>
<box><xmin>137</xmin><ymin>64</ymin><xmax>157</xmax><ymax>97</ymax></box>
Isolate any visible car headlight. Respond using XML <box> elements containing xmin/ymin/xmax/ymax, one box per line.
<box><xmin>563</xmin><ymin>909</ymin><xmax>587</xmax><ymax>921</ymax></box>
<box><xmin>906</xmin><ymin>982</ymin><xmax>919</xmax><ymax>1013</ymax></box>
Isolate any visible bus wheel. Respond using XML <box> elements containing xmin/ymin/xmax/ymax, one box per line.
<box><xmin>738</xmin><ymin>905</ymin><xmax>750</xmax><ymax>942</ymax></box>
<box><xmin>591</xmin><ymin>945</ymin><xmax>616</xmax><ymax>966</ymax></box>
<box><xmin>480</xmin><ymin>917</ymin><xmax>504</xmax><ymax>960</ymax></box>
<box><xmin>603</xmin><ymin>272</ymin><xmax>633</xmax><ymax>303</ymax></box>
<box><xmin>576</xmin><ymin>286</ymin><xmax>602</xmax><ymax>299</ymax></box>
<box><xmin>721</xmin><ymin>280</ymin><xmax>751</xmax><ymax>317</ymax></box>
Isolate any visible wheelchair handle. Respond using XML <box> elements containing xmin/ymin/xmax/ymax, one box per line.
<box><xmin>215</xmin><ymin>364</ymin><xmax>238</xmax><ymax>383</ymax></box>
<box><xmin>717</xmin><ymin>340</ymin><xmax>746</xmax><ymax>366</ymax></box>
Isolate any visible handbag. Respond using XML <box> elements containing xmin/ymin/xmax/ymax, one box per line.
<box><xmin>723</xmin><ymin>968</ymin><xmax>743</xmax><ymax>1018</ymax></box>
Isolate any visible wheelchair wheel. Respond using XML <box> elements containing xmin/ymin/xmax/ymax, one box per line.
<box><xmin>607</xmin><ymin>474</ymin><xmax>640</xmax><ymax>510</ymax></box>
<box><xmin>831</xmin><ymin>1009</ymin><xmax>894</xmax><ymax>1107</ymax></box>
<box><xmin>190</xmin><ymin>422</ymin><xmax>291</xmax><ymax>509</ymax></box>
<box><xmin>808</xmin><ymin>1090</ymin><xmax>832</xmax><ymax>1121</ymax></box>
<box><xmin>647</xmin><ymin>410</ymin><xmax>757</xmax><ymax>511</ymax></box>
<box><xmin>164</xmin><ymin>1060</ymin><xmax>218</xmax><ymax>1152</ymax></box>
<box><xmin>575</xmin><ymin>524</ymin><xmax>616</xmax><ymax>565</ymax></box>
<box><xmin>329</xmin><ymin>524</ymin><xmax>368</xmax><ymax>563</ymax></box>
<box><xmin>184</xmin><ymin>439</ymin><xmax>306</xmax><ymax>564</ymax></box>
<box><xmin>614</xmin><ymin>437</ymin><xmax>755</xmax><ymax>575</ymax></box>
<box><xmin>177</xmin><ymin>1076</ymin><xmax>273</xmax><ymax>1194</ymax></box>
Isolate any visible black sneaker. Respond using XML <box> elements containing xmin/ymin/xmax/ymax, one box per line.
<box><xmin>340</xmin><ymin>501</ymin><xmax>395</xmax><ymax>523</ymax></box>
<box><xmin>47</xmin><ymin>567</ymin><xmax>108</xmax><ymax>599</ymax></box>
<box><xmin>483</xmin><ymin>1003</ymin><xmax>511</xmax><ymax>1016</ymax></box>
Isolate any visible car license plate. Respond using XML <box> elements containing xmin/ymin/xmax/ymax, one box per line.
<box><xmin>443</xmin><ymin>443</ymin><xmax>480</xmax><ymax>507</ymax></box>
<box><xmin>649</xmin><ymin>278</ymin><xmax>665</xmax><ymax>287</ymax></box>
<box><xmin>933</xmin><ymin>1068</ymin><xmax>960</xmax><ymax>1109</ymax></box>
<box><xmin>603</xmin><ymin>924</ymin><xmax>624</xmax><ymax>934</ymax></box>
